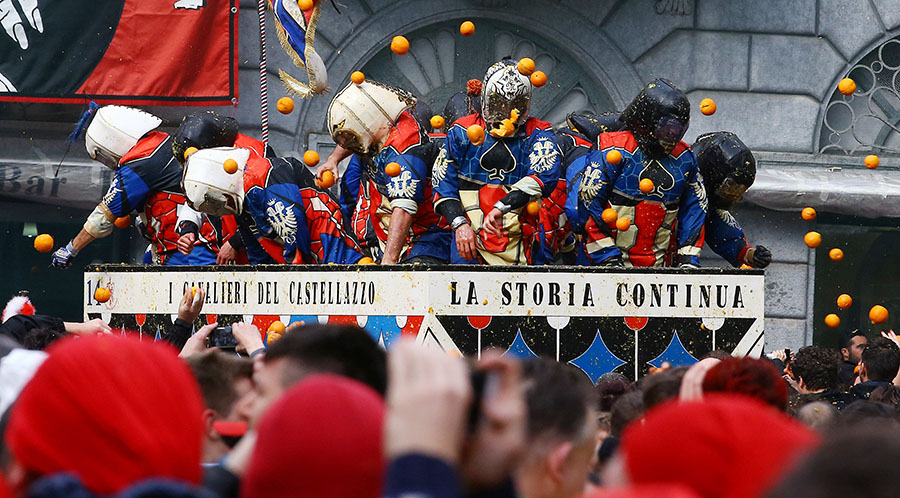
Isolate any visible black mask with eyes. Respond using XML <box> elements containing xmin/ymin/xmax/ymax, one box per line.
<box><xmin>621</xmin><ymin>79</ymin><xmax>690</xmax><ymax>160</ymax></box>
<box><xmin>693</xmin><ymin>131</ymin><xmax>757</xmax><ymax>209</ymax></box>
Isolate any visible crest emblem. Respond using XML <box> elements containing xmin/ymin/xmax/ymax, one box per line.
<box><xmin>528</xmin><ymin>137</ymin><xmax>559</xmax><ymax>173</ymax></box>
<box><xmin>691</xmin><ymin>171</ymin><xmax>709</xmax><ymax>212</ymax></box>
<box><xmin>102</xmin><ymin>176</ymin><xmax>122</xmax><ymax>207</ymax></box>
<box><xmin>715</xmin><ymin>208</ymin><xmax>738</xmax><ymax>229</ymax></box>
<box><xmin>266</xmin><ymin>198</ymin><xmax>298</xmax><ymax>246</ymax></box>
<box><xmin>579</xmin><ymin>161</ymin><xmax>606</xmax><ymax>204</ymax></box>
<box><xmin>388</xmin><ymin>170</ymin><xmax>420</xmax><ymax>199</ymax></box>
<box><xmin>431</xmin><ymin>148</ymin><xmax>450</xmax><ymax>188</ymax></box>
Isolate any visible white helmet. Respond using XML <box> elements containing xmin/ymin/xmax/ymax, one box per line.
<box><xmin>84</xmin><ymin>106</ymin><xmax>162</xmax><ymax>169</ymax></box>
<box><xmin>182</xmin><ymin>147</ymin><xmax>250</xmax><ymax>217</ymax></box>
<box><xmin>482</xmin><ymin>59</ymin><xmax>532</xmax><ymax>132</ymax></box>
<box><xmin>327</xmin><ymin>80</ymin><xmax>416</xmax><ymax>155</ymax></box>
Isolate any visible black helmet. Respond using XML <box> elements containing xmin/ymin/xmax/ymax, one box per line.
<box><xmin>172</xmin><ymin>111</ymin><xmax>239</xmax><ymax>166</ymax></box>
<box><xmin>621</xmin><ymin>79</ymin><xmax>690</xmax><ymax>160</ymax></box>
<box><xmin>565</xmin><ymin>111</ymin><xmax>625</xmax><ymax>143</ymax></box>
<box><xmin>693</xmin><ymin>131</ymin><xmax>756</xmax><ymax>209</ymax></box>
<box><xmin>443</xmin><ymin>91</ymin><xmax>482</xmax><ymax>130</ymax></box>
<box><xmin>410</xmin><ymin>100</ymin><xmax>435</xmax><ymax>131</ymax></box>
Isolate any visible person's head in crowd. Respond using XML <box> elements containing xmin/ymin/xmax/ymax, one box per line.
<box><xmin>3</xmin><ymin>335</ymin><xmax>204</xmax><ymax>496</ymax></box>
<box><xmin>869</xmin><ymin>384</ymin><xmax>900</xmax><ymax>414</ymax></box>
<box><xmin>241</xmin><ymin>374</ymin><xmax>384</xmax><ymax>498</ymax></box>
<box><xmin>19</xmin><ymin>328</ymin><xmax>64</xmax><ymax>351</ymax></box>
<box><xmin>245</xmin><ymin>323</ymin><xmax>385</xmax><ymax>426</ymax></box>
<box><xmin>609</xmin><ymin>391</ymin><xmax>643</xmax><ymax>437</ymax></box>
<box><xmin>595</xmin><ymin>373</ymin><xmax>633</xmax><ymax>413</ymax></box>
<box><xmin>514</xmin><ymin>359</ymin><xmax>598</xmax><ymax>498</ymax></box>
<box><xmin>605</xmin><ymin>395</ymin><xmax>819</xmax><ymax>498</ymax></box>
<box><xmin>791</xmin><ymin>346</ymin><xmax>840</xmax><ymax>394</ymax></box>
<box><xmin>768</xmin><ymin>424</ymin><xmax>900</xmax><ymax>498</ymax></box>
<box><xmin>702</xmin><ymin>356</ymin><xmax>789</xmax><ymax>411</ymax></box>
<box><xmin>701</xmin><ymin>350</ymin><xmax>732</xmax><ymax>361</ymax></box>
<box><xmin>795</xmin><ymin>401</ymin><xmax>838</xmax><ymax>431</ymax></box>
<box><xmin>640</xmin><ymin>366</ymin><xmax>688</xmax><ymax>410</ymax></box>
<box><xmin>838</xmin><ymin>400</ymin><xmax>900</xmax><ymax>428</ymax></box>
<box><xmin>185</xmin><ymin>351</ymin><xmax>254</xmax><ymax>463</ymax></box>
<box><xmin>858</xmin><ymin>336</ymin><xmax>900</xmax><ymax>383</ymax></box>
<box><xmin>840</xmin><ymin>330</ymin><xmax>868</xmax><ymax>364</ymax></box>
<box><xmin>679</xmin><ymin>358</ymin><xmax>721</xmax><ymax>401</ymax></box>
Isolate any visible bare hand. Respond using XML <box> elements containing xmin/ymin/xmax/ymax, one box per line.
<box><xmin>231</xmin><ymin>322</ymin><xmax>265</xmax><ymax>355</ymax></box>
<box><xmin>217</xmin><ymin>241</ymin><xmax>237</xmax><ymax>265</ymax></box>
<box><xmin>176</xmin><ymin>233</ymin><xmax>196</xmax><ymax>255</ymax></box>
<box><xmin>178</xmin><ymin>287</ymin><xmax>205</xmax><ymax>324</ymax></box>
<box><xmin>455</xmin><ymin>224</ymin><xmax>477</xmax><ymax>262</ymax></box>
<box><xmin>64</xmin><ymin>318</ymin><xmax>112</xmax><ymax>336</ymax></box>
<box><xmin>883</xmin><ymin>330</ymin><xmax>900</xmax><ymax>349</ymax></box>
<box><xmin>482</xmin><ymin>208</ymin><xmax>504</xmax><ymax>237</ymax></box>
<box><xmin>316</xmin><ymin>159</ymin><xmax>340</xmax><ymax>182</ymax></box>
<box><xmin>179</xmin><ymin>322</ymin><xmax>217</xmax><ymax>358</ymax></box>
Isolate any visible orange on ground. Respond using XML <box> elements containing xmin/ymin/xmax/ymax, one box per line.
<box><xmin>385</xmin><ymin>162</ymin><xmax>402</xmax><ymax>177</ymax></box>
<box><xmin>616</xmin><ymin>217</ymin><xmax>632</xmax><ymax>232</ymax></box>
<box><xmin>317</xmin><ymin>170</ymin><xmax>335</xmax><ymax>189</ymax></box>
<box><xmin>824</xmin><ymin>314</ymin><xmax>840</xmax><ymax>328</ymax></box>
<box><xmin>530</xmin><ymin>71</ymin><xmax>547</xmax><ymax>87</ymax></box>
<box><xmin>804</xmin><ymin>231</ymin><xmax>822</xmax><ymax>248</ymax></box>
<box><xmin>224</xmin><ymin>159</ymin><xmax>238</xmax><ymax>174</ymax></box>
<box><xmin>33</xmin><ymin>234</ymin><xmax>53</xmax><ymax>253</ymax></box>
<box><xmin>639</xmin><ymin>178</ymin><xmax>654</xmax><ymax>194</ymax></box>
<box><xmin>351</xmin><ymin>71</ymin><xmax>365</xmax><ymax>84</ymax></box>
<box><xmin>94</xmin><ymin>287</ymin><xmax>111</xmax><ymax>304</ymax></box>
<box><xmin>865</xmin><ymin>154</ymin><xmax>879</xmax><ymax>169</ymax></box>
<box><xmin>460</xmin><ymin>21</ymin><xmax>475</xmax><ymax>36</ymax></box>
<box><xmin>358</xmin><ymin>257</ymin><xmax>376</xmax><ymax>265</ymax></box>
<box><xmin>870</xmin><ymin>305</ymin><xmax>889</xmax><ymax>324</ymax></box>
<box><xmin>184</xmin><ymin>147</ymin><xmax>198</xmax><ymax>160</ymax></box>
<box><xmin>526</xmin><ymin>201</ymin><xmax>541</xmax><ymax>216</ymax></box>
<box><xmin>601</xmin><ymin>208</ymin><xmax>618</xmax><ymax>225</ymax></box>
<box><xmin>829</xmin><ymin>248</ymin><xmax>844</xmax><ymax>261</ymax></box>
<box><xmin>837</xmin><ymin>294</ymin><xmax>853</xmax><ymax>309</ymax></box>
<box><xmin>467</xmin><ymin>124</ymin><xmax>485</xmax><ymax>145</ymax></box>
<box><xmin>268</xmin><ymin>320</ymin><xmax>286</xmax><ymax>334</ymax></box>
<box><xmin>801</xmin><ymin>207</ymin><xmax>816</xmax><ymax>221</ymax></box>
<box><xmin>303</xmin><ymin>150</ymin><xmax>320</xmax><ymax>167</ymax></box>
<box><xmin>430</xmin><ymin>115</ymin><xmax>445</xmax><ymax>129</ymax></box>
<box><xmin>298</xmin><ymin>0</ymin><xmax>314</xmax><ymax>11</ymax></box>
<box><xmin>700</xmin><ymin>98</ymin><xmax>717</xmax><ymax>115</ymax></box>
<box><xmin>114</xmin><ymin>216</ymin><xmax>131</xmax><ymax>229</ymax></box>
<box><xmin>276</xmin><ymin>97</ymin><xmax>294</xmax><ymax>114</ymax></box>
<box><xmin>517</xmin><ymin>58</ymin><xmax>535</xmax><ymax>76</ymax></box>
<box><xmin>606</xmin><ymin>149</ymin><xmax>622</xmax><ymax>165</ymax></box>
<box><xmin>838</xmin><ymin>78</ymin><xmax>857</xmax><ymax>95</ymax></box>
<box><xmin>391</xmin><ymin>36</ymin><xmax>410</xmax><ymax>55</ymax></box>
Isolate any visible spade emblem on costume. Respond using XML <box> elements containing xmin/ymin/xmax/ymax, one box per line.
<box><xmin>480</xmin><ymin>141</ymin><xmax>517</xmax><ymax>181</ymax></box>
<box><xmin>639</xmin><ymin>160</ymin><xmax>675</xmax><ymax>198</ymax></box>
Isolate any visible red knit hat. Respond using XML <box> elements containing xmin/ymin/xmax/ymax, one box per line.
<box><xmin>702</xmin><ymin>357</ymin><xmax>789</xmax><ymax>410</ymax></box>
<box><xmin>242</xmin><ymin>374</ymin><xmax>385</xmax><ymax>498</ymax></box>
<box><xmin>622</xmin><ymin>395</ymin><xmax>819</xmax><ymax>498</ymax></box>
<box><xmin>586</xmin><ymin>483</ymin><xmax>701</xmax><ymax>498</ymax></box>
<box><xmin>5</xmin><ymin>335</ymin><xmax>204</xmax><ymax>495</ymax></box>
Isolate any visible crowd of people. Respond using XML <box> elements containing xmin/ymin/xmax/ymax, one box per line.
<box><xmin>46</xmin><ymin>57</ymin><xmax>772</xmax><ymax>270</ymax></box>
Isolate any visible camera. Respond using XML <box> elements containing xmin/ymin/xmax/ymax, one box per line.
<box><xmin>208</xmin><ymin>326</ymin><xmax>238</xmax><ymax>349</ymax></box>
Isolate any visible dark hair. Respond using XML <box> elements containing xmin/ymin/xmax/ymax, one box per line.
<box><xmin>520</xmin><ymin>358</ymin><xmax>597</xmax><ymax>443</ymax></box>
<box><xmin>702</xmin><ymin>350</ymin><xmax>732</xmax><ymax>361</ymax></box>
<box><xmin>840</xmin><ymin>330</ymin><xmax>866</xmax><ymax>350</ymax></box>
<box><xmin>186</xmin><ymin>351</ymin><xmax>253</xmax><ymax>415</ymax></box>
<box><xmin>839</xmin><ymin>401</ymin><xmax>899</xmax><ymax>428</ymax></box>
<box><xmin>640</xmin><ymin>366</ymin><xmax>688</xmax><ymax>410</ymax></box>
<box><xmin>595</xmin><ymin>374</ymin><xmax>634</xmax><ymax>413</ymax></box>
<box><xmin>792</xmin><ymin>346</ymin><xmax>840</xmax><ymax>391</ymax></box>
<box><xmin>22</xmin><ymin>327</ymin><xmax>65</xmax><ymax>351</ymax></box>
<box><xmin>264</xmin><ymin>324</ymin><xmax>386</xmax><ymax>396</ymax></box>
<box><xmin>870</xmin><ymin>385</ymin><xmax>900</xmax><ymax>415</ymax></box>
<box><xmin>609</xmin><ymin>390</ymin><xmax>644</xmax><ymax>437</ymax></box>
<box><xmin>702</xmin><ymin>357</ymin><xmax>789</xmax><ymax>410</ymax></box>
<box><xmin>861</xmin><ymin>337</ymin><xmax>900</xmax><ymax>382</ymax></box>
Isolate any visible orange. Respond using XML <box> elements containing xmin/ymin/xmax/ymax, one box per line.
<box><xmin>184</xmin><ymin>147</ymin><xmax>199</xmax><ymax>160</ymax></box>
<box><xmin>351</xmin><ymin>71</ymin><xmax>365</xmax><ymax>84</ymax></box>
<box><xmin>801</xmin><ymin>207</ymin><xmax>816</xmax><ymax>221</ymax></box>
<box><xmin>430</xmin><ymin>115</ymin><xmax>445</xmax><ymax>129</ymax></box>
<box><xmin>639</xmin><ymin>178</ymin><xmax>654</xmax><ymax>194</ymax></box>
<box><xmin>317</xmin><ymin>170</ymin><xmax>335</xmax><ymax>189</ymax></box>
<box><xmin>700</xmin><ymin>98</ymin><xmax>716</xmax><ymax>115</ymax></box>
<box><xmin>303</xmin><ymin>150</ymin><xmax>320</xmax><ymax>167</ymax></box>
<box><xmin>391</xmin><ymin>36</ymin><xmax>410</xmax><ymax>55</ymax></box>
<box><xmin>838</xmin><ymin>78</ymin><xmax>856</xmax><ymax>96</ymax></box>
<box><xmin>267</xmin><ymin>331</ymin><xmax>283</xmax><ymax>343</ymax></box>
<box><xmin>191</xmin><ymin>286</ymin><xmax>198</xmax><ymax>298</ymax></box>
<box><xmin>865</xmin><ymin>154</ymin><xmax>879</xmax><ymax>169</ymax></box>
<box><xmin>804</xmin><ymin>231</ymin><xmax>822</xmax><ymax>248</ymax></box>
<box><xmin>616</xmin><ymin>217</ymin><xmax>631</xmax><ymax>231</ymax></box>
<box><xmin>829</xmin><ymin>248</ymin><xmax>844</xmax><ymax>261</ymax></box>
<box><xmin>223</xmin><ymin>159</ymin><xmax>238</xmax><ymax>174</ymax></box>
<box><xmin>358</xmin><ymin>257</ymin><xmax>376</xmax><ymax>265</ymax></box>
<box><xmin>517</xmin><ymin>57</ymin><xmax>535</xmax><ymax>76</ymax></box>
<box><xmin>298</xmin><ymin>0</ymin><xmax>314</xmax><ymax>11</ymax></box>
<box><xmin>601</xmin><ymin>208</ymin><xmax>618</xmax><ymax>225</ymax></box>
<box><xmin>606</xmin><ymin>149</ymin><xmax>622</xmax><ymax>165</ymax></box>
<box><xmin>824</xmin><ymin>313</ymin><xmax>840</xmax><ymax>328</ymax></box>
<box><xmin>385</xmin><ymin>162</ymin><xmax>402</xmax><ymax>177</ymax></box>
<box><xmin>870</xmin><ymin>305</ymin><xmax>889</xmax><ymax>324</ymax></box>
<box><xmin>530</xmin><ymin>71</ymin><xmax>547</xmax><ymax>87</ymax></box>
<box><xmin>526</xmin><ymin>201</ymin><xmax>541</xmax><ymax>216</ymax></box>
<box><xmin>94</xmin><ymin>286</ymin><xmax>111</xmax><ymax>304</ymax></box>
<box><xmin>459</xmin><ymin>21</ymin><xmax>475</xmax><ymax>36</ymax></box>
<box><xmin>467</xmin><ymin>124</ymin><xmax>485</xmax><ymax>145</ymax></box>
<box><xmin>114</xmin><ymin>216</ymin><xmax>131</xmax><ymax>229</ymax></box>
<box><xmin>276</xmin><ymin>96</ymin><xmax>294</xmax><ymax>114</ymax></box>
<box><xmin>837</xmin><ymin>294</ymin><xmax>853</xmax><ymax>309</ymax></box>
<box><xmin>33</xmin><ymin>234</ymin><xmax>54</xmax><ymax>253</ymax></box>
<box><xmin>268</xmin><ymin>320</ymin><xmax>286</xmax><ymax>334</ymax></box>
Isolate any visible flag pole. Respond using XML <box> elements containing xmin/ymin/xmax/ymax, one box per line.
<box><xmin>257</xmin><ymin>0</ymin><xmax>270</xmax><ymax>145</ymax></box>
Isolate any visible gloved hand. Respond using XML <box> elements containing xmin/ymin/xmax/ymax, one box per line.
<box><xmin>51</xmin><ymin>241</ymin><xmax>78</xmax><ymax>269</ymax></box>
<box><xmin>752</xmin><ymin>245</ymin><xmax>772</xmax><ymax>268</ymax></box>
<box><xmin>600</xmin><ymin>254</ymin><xmax>625</xmax><ymax>267</ymax></box>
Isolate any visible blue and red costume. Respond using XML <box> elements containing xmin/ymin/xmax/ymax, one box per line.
<box><xmin>433</xmin><ymin>114</ymin><xmax>561</xmax><ymax>265</ymax></box>
<box><xmin>565</xmin><ymin>131</ymin><xmax>707</xmax><ymax>267</ymax></box>
<box><xmin>705</xmin><ymin>209</ymin><xmax>753</xmax><ymax>267</ymax></box>
<box><xmin>243</xmin><ymin>156</ymin><xmax>363</xmax><ymax>264</ymax></box>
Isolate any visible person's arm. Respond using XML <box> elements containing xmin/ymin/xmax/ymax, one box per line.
<box><xmin>381</xmin><ymin>151</ymin><xmax>428</xmax><ymax>264</ymax></box>
<box><xmin>675</xmin><ymin>159</ymin><xmax>708</xmax><ymax>268</ymax></box>
<box><xmin>169</xmin><ymin>287</ymin><xmax>205</xmax><ymax>350</ymax></box>
<box><xmin>433</xmin><ymin>131</ymin><xmax>476</xmax><ymax>261</ymax></box>
<box><xmin>382</xmin><ymin>208</ymin><xmax>414</xmax><ymax>265</ymax></box>
<box><xmin>565</xmin><ymin>151</ymin><xmax>624</xmax><ymax>265</ymax></box>
<box><xmin>316</xmin><ymin>144</ymin><xmax>353</xmax><ymax>181</ymax></box>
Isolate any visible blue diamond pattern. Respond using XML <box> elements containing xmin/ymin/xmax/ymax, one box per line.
<box><xmin>364</xmin><ymin>315</ymin><xmax>402</xmax><ymax>350</ymax></box>
<box><xmin>568</xmin><ymin>331</ymin><xmax>627</xmax><ymax>384</ymax></box>
<box><xmin>503</xmin><ymin>330</ymin><xmax>538</xmax><ymax>359</ymax></box>
<box><xmin>648</xmin><ymin>331</ymin><xmax>698</xmax><ymax>369</ymax></box>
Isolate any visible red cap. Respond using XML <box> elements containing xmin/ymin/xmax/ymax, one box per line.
<box><xmin>242</xmin><ymin>374</ymin><xmax>385</xmax><ymax>498</ymax></box>
<box><xmin>622</xmin><ymin>395</ymin><xmax>819</xmax><ymax>498</ymax></box>
<box><xmin>6</xmin><ymin>335</ymin><xmax>204</xmax><ymax>494</ymax></box>
<box><xmin>586</xmin><ymin>483</ymin><xmax>701</xmax><ymax>498</ymax></box>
